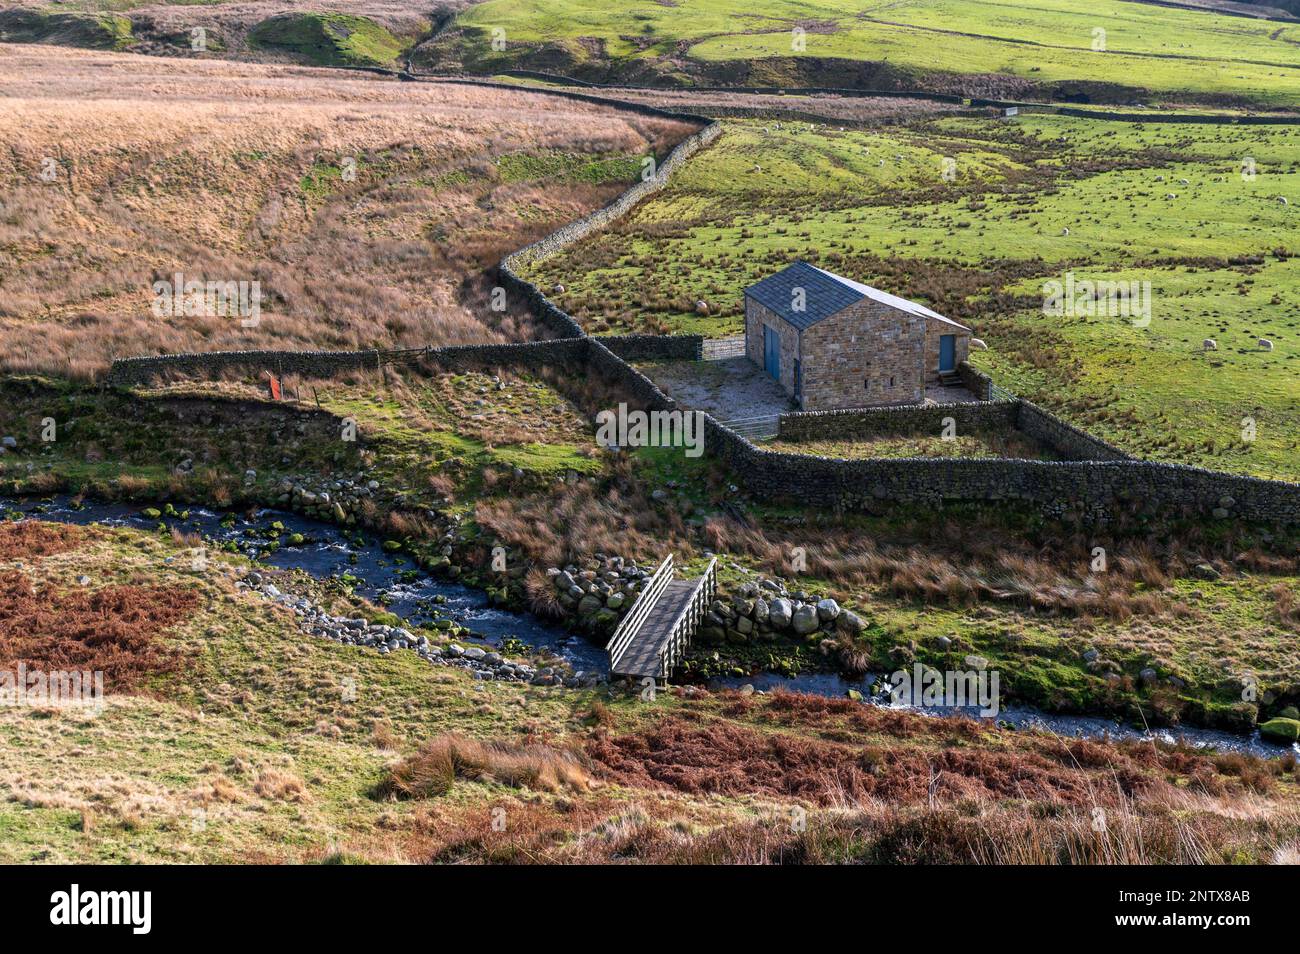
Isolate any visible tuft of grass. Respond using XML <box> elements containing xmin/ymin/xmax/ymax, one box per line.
<box><xmin>380</xmin><ymin>734</ymin><xmax>593</xmax><ymax>798</ymax></box>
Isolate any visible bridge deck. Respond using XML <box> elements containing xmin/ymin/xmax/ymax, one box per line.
<box><xmin>611</xmin><ymin>579</ymin><xmax>699</xmax><ymax>678</ymax></box>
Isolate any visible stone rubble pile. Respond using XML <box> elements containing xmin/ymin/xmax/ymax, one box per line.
<box><xmin>238</xmin><ymin>572</ymin><xmax>599</xmax><ymax>687</ymax></box>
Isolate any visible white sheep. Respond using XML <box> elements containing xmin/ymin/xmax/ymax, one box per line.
<box><xmin>1279</xmin><ymin>196</ymin><xmax>1289</xmax><ymax>206</ymax></box>
<box><xmin>1061</xmin><ymin>227</ymin><xmax>1070</xmax><ymax>236</ymax></box>
<box><xmin>1203</xmin><ymin>338</ymin><xmax>1217</xmax><ymax>351</ymax></box>
<box><xmin>1165</xmin><ymin>192</ymin><xmax>1178</xmax><ymax>199</ymax></box>
<box><xmin>971</xmin><ymin>338</ymin><xmax>988</xmax><ymax>350</ymax></box>
<box><xmin>695</xmin><ymin>300</ymin><xmax>710</xmax><ymax>315</ymax></box>
<box><xmin>1258</xmin><ymin>337</ymin><xmax>1274</xmax><ymax>351</ymax></box>
<box><xmin>1179</xmin><ymin>177</ymin><xmax>1190</xmax><ymax>185</ymax></box>
<box><xmin>1156</xmin><ymin>175</ymin><xmax>1165</xmax><ymax>182</ymax></box>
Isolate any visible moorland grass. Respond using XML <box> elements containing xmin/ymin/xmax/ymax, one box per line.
<box><xmin>527</xmin><ymin>114</ymin><xmax>1300</xmax><ymax>478</ymax></box>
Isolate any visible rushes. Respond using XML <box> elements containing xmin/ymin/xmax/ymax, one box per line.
<box><xmin>380</xmin><ymin>734</ymin><xmax>593</xmax><ymax>799</ymax></box>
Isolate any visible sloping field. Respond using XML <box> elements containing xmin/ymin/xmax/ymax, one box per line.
<box><xmin>0</xmin><ymin>44</ymin><xmax>695</xmax><ymax>378</ymax></box>
<box><xmin>424</xmin><ymin>0</ymin><xmax>1300</xmax><ymax>107</ymax></box>
<box><xmin>526</xmin><ymin>114</ymin><xmax>1300</xmax><ymax>478</ymax></box>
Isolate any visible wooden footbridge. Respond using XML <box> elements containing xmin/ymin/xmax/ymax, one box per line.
<box><xmin>606</xmin><ymin>555</ymin><xmax>718</xmax><ymax>680</ymax></box>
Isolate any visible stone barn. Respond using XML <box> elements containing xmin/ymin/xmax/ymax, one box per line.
<box><xmin>744</xmin><ymin>261</ymin><xmax>971</xmax><ymax>411</ymax></box>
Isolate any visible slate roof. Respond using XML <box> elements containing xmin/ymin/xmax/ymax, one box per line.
<box><xmin>744</xmin><ymin>261</ymin><xmax>968</xmax><ymax>333</ymax></box>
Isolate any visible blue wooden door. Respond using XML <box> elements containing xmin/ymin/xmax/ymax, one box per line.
<box><xmin>939</xmin><ymin>334</ymin><xmax>956</xmax><ymax>372</ymax></box>
<box><xmin>763</xmin><ymin>326</ymin><xmax>780</xmax><ymax>380</ymax></box>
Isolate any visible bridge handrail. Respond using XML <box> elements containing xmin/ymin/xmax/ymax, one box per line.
<box><xmin>659</xmin><ymin>556</ymin><xmax>717</xmax><ymax>677</ymax></box>
<box><xmin>605</xmin><ymin>554</ymin><xmax>674</xmax><ymax>668</ymax></box>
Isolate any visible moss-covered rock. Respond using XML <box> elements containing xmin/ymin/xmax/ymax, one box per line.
<box><xmin>247</xmin><ymin>13</ymin><xmax>405</xmax><ymax>68</ymax></box>
<box><xmin>1258</xmin><ymin>718</ymin><xmax>1300</xmax><ymax>744</ymax></box>
<box><xmin>0</xmin><ymin>10</ymin><xmax>133</xmax><ymax>50</ymax></box>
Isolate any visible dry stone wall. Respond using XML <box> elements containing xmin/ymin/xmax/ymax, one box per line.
<box><xmin>106</xmin><ymin>340</ymin><xmax>588</xmax><ymax>388</ymax></box>
<box><xmin>1015</xmin><ymin>400</ymin><xmax>1131</xmax><ymax>462</ymax></box>
<box><xmin>778</xmin><ymin>402</ymin><xmax>1019</xmax><ymax>442</ymax></box>
<box><xmin>776</xmin><ymin>400</ymin><xmax>1130</xmax><ymax>463</ymax></box>
<box><xmin>100</xmin><ymin>85</ymin><xmax>1300</xmax><ymax>525</ymax></box>
<box><xmin>598</xmin><ymin>334</ymin><xmax>704</xmax><ymax>362</ymax></box>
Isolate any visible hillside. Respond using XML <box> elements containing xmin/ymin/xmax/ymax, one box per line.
<box><xmin>419</xmin><ymin>0</ymin><xmax>1300</xmax><ymax>108</ymax></box>
<box><xmin>0</xmin><ymin>45</ymin><xmax>694</xmax><ymax>378</ymax></box>
<box><xmin>0</xmin><ymin>1</ymin><xmax>460</xmax><ymax>67</ymax></box>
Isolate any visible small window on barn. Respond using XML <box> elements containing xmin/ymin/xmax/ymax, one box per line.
<box><xmin>889</xmin><ymin>376</ymin><xmax>896</xmax><ymax>388</ymax></box>
<box><xmin>863</xmin><ymin>378</ymin><xmax>870</xmax><ymax>390</ymax></box>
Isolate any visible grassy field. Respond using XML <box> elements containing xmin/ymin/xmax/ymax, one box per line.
<box><xmin>2</xmin><ymin>517</ymin><xmax>1297</xmax><ymax>863</ymax></box>
<box><xmin>527</xmin><ymin>113</ymin><xmax>1300</xmax><ymax>479</ymax></box>
<box><xmin>428</xmin><ymin>0</ymin><xmax>1300</xmax><ymax>107</ymax></box>
<box><xmin>0</xmin><ymin>45</ymin><xmax>694</xmax><ymax>379</ymax></box>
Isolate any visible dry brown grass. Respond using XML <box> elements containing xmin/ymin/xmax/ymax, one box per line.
<box><xmin>380</xmin><ymin>733</ymin><xmax>594</xmax><ymax>798</ymax></box>
<box><xmin>697</xmin><ymin>511</ymin><xmax>1265</xmax><ymax>621</ymax></box>
<box><xmin>0</xmin><ymin>45</ymin><xmax>695</xmax><ymax>378</ymax></box>
<box><xmin>1272</xmin><ymin>583</ymin><xmax>1300</xmax><ymax>631</ymax></box>
<box><xmin>252</xmin><ymin>768</ymin><xmax>308</xmax><ymax>802</ymax></box>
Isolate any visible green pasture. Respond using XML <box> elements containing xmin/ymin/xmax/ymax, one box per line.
<box><xmin>526</xmin><ymin>114</ymin><xmax>1300</xmax><ymax>478</ymax></box>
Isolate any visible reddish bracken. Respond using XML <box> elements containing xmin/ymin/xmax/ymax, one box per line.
<box><xmin>587</xmin><ymin>714</ymin><xmax>1163</xmax><ymax>808</ymax></box>
<box><xmin>0</xmin><ymin>572</ymin><xmax>199</xmax><ymax>691</ymax></box>
<box><xmin>0</xmin><ymin>521</ymin><xmax>89</xmax><ymax>561</ymax></box>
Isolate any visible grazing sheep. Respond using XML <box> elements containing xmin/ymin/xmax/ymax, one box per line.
<box><xmin>1179</xmin><ymin>177</ymin><xmax>1190</xmax><ymax>185</ymax></box>
<box><xmin>1279</xmin><ymin>196</ymin><xmax>1289</xmax><ymax>206</ymax></box>
<box><xmin>1203</xmin><ymin>338</ymin><xmax>1218</xmax><ymax>351</ymax></box>
<box><xmin>878</xmin><ymin>159</ymin><xmax>885</xmax><ymax>167</ymax></box>
<box><xmin>1061</xmin><ymin>227</ymin><xmax>1070</xmax><ymax>236</ymax></box>
<box><xmin>1165</xmin><ymin>192</ymin><xmax>1177</xmax><ymax>199</ymax></box>
<box><xmin>1156</xmin><ymin>175</ymin><xmax>1165</xmax><ymax>182</ymax></box>
<box><xmin>695</xmin><ymin>300</ymin><xmax>710</xmax><ymax>315</ymax></box>
<box><xmin>552</xmin><ymin>283</ymin><xmax>565</xmax><ymax>294</ymax></box>
<box><xmin>1259</xmin><ymin>337</ymin><xmax>1274</xmax><ymax>351</ymax></box>
<box><xmin>971</xmin><ymin>338</ymin><xmax>988</xmax><ymax>350</ymax></box>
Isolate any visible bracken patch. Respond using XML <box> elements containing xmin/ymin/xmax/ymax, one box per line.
<box><xmin>587</xmin><ymin>714</ymin><xmax>1158</xmax><ymax>808</ymax></box>
<box><xmin>0</xmin><ymin>572</ymin><xmax>199</xmax><ymax>691</ymax></box>
<box><xmin>0</xmin><ymin>521</ymin><xmax>89</xmax><ymax>561</ymax></box>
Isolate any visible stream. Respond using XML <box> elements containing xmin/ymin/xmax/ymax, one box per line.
<box><xmin>6</xmin><ymin>494</ymin><xmax>1296</xmax><ymax>759</ymax></box>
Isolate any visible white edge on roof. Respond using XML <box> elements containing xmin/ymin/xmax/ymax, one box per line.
<box><xmin>809</xmin><ymin>264</ymin><xmax>970</xmax><ymax>332</ymax></box>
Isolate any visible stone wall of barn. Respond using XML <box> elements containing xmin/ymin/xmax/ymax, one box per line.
<box><xmin>798</xmin><ymin>298</ymin><xmax>926</xmax><ymax>410</ymax></box>
<box><xmin>922</xmin><ymin>316</ymin><xmax>971</xmax><ymax>385</ymax></box>
<box><xmin>744</xmin><ymin>297</ymin><xmax>801</xmax><ymax>399</ymax></box>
